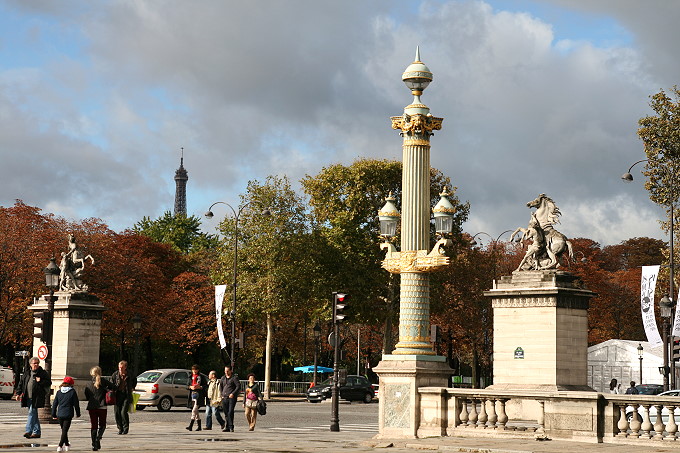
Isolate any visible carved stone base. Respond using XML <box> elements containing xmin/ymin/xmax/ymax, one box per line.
<box><xmin>29</xmin><ymin>292</ymin><xmax>106</xmax><ymax>398</ymax></box>
<box><xmin>484</xmin><ymin>270</ymin><xmax>595</xmax><ymax>390</ymax></box>
<box><xmin>373</xmin><ymin>355</ymin><xmax>452</xmax><ymax>438</ymax></box>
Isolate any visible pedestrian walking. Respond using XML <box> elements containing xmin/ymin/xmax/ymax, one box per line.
<box><xmin>51</xmin><ymin>376</ymin><xmax>81</xmax><ymax>452</ymax></box>
<box><xmin>242</xmin><ymin>374</ymin><xmax>263</xmax><ymax>431</ymax></box>
<box><xmin>14</xmin><ymin>356</ymin><xmax>51</xmax><ymax>439</ymax></box>
<box><xmin>84</xmin><ymin>366</ymin><xmax>114</xmax><ymax>451</ymax></box>
<box><xmin>205</xmin><ymin>370</ymin><xmax>225</xmax><ymax>430</ymax></box>
<box><xmin>111</xmin><ymin>360</ymin><xmax>137</xmax><ymax>435</ymax></box>
<box><xmin>219</xmin><ymin>365</ymin><xmax>241</xmax><ymax>432</ymax></box>
<box><xmin>625</xmin><ymin>380</ymin><xmax>639</xmax><ymax>394</ymax></box>
<box><xmin>609</xmin><ymin>378</ymin><xmax>620</xmax><ymax>394</ymax></box>
<box><xmin>186</xmin><ymin>364</ymin><xmax>208</xmax><ymax>431</ymax></box>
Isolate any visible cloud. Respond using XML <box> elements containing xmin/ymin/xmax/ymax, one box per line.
<box><xmin>0</xmin><ymin>0</ymin><xmax>676</xmax><ymax>246</ymax></box>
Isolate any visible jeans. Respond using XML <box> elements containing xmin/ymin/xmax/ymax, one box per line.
<box><xmin>25</xmin><ymin>399</ymin><xmax>41</xmax><ymax>435</ymax></box>
<box><xmin>205</xmin><ymin>404</ymin><xmax>225</xmax><ymax>429</ymax></box>
<box><xmin>221</xmin><ymin>397</ymin><xmax>237</xmax><ymax>430</ymax></box>
<box><xmin>114</xmin><ymin>396</ymin><xmax>130</xmax><ymax>432</ymax></box>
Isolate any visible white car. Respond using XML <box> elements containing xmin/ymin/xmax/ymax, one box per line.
<box><xmin>0</xmin><ymin>366</ymin><xmax>15</xmax><ymax>399</ymax></box>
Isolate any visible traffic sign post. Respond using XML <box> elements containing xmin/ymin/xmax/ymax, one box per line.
<box><xmin>37</xmin><ymin>345</ymin><xmax>48</xmax><ymax>361</ymax></box>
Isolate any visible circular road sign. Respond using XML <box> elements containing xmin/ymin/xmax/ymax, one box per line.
<box><xmin>37</xmin><ymin>345</ymin><xmax>48</xmax><ymax>361</ymax></box>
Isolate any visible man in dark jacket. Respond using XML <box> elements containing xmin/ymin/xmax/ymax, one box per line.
<box><xmin>111</xmin><ymin>360</ymin><xmax>137</xmax><ymax>435</ymax></box>
<box><xmin>219</xmin><ymin>366</ymin><xmax>241</xmax><ymax>432</ymax></box>
<box><xmin>14</xmin><ymin>357</ymin><xmax>51</xmax><ymax>438</ymax></box>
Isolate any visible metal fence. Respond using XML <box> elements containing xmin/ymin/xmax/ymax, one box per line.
<box><xmin>241</xmin><ymin>380</ymin><xmax>309</xmax><ymax>396</ymax></box>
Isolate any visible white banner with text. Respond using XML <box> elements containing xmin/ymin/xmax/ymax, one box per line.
<box><xmin>215</xmin><ymin>285</ymin><xmax>227</xmax><ymax>349</ymax></box>
<box><xmin>641</xmin><ymin>265</ymin><xmax>662</xmax><ymax>348</ymax></box>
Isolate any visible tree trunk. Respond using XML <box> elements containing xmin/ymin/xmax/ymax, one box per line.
<box><xmin>472</xmin><ymin>346</ymin><xmax>479</xmax><ymax>389</ymax></box>
<box><xmin>264</xmin><ymin>313</ymin><xmax>273</xmax><ymax>399</ymax></box>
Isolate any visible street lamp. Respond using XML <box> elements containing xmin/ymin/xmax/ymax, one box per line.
<box><xmin>623</xmin><ymin>159</ymin><xmax>676</xmax><ymax>390</ymax></box>
<box><xmin>132</xmin><ymin>314</ymin><xmax>143</xmax><ymax>377</ymax></box>
<box><xmin>638</xmin><ymin>343</ymin><xmax>644</xmax><ymax>384</ymax></box>
<box><xmin>205</xmin><ymin>201</ymin><xmax>270</xmax><ymax>368</ymax></box>
<box><xmin>313</xmin><ymin>321</ymin><xmax>321</xmax><ymax>386</ymax></box>
<box><xmin>470</xmin><ymin>230</ymin><xmax>512</xmax><ymax>247</ymax></box>
<box><xmin>40</xmin><ymin>257</ymin><xmax>60</xmax><ymax>421</ymax></box>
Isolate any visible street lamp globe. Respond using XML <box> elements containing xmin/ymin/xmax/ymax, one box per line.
<box><xmin>433</xmin><ymin>187</ymin><xmax>456</xmax><ymax>236</ymax></box>
<box><xmin>43</xmin><ymin>257</ymin><xmax>60</xmax><ymax>289</ymax></box>
<box><xmin>638</xmin><ymin>343</ymin><xmax>644</xmax><ymax>358</ymax></box>
<box><xmin>378</xmin><ymin>193</ymin><xmax>400</xmax><ymax>239</ymax></box>
<box><xmin>402</xmin><ymin>46</ymin><xmax>432</xmax><ymax>94</ymax></box>
<box><xmin>313</xmin><ymin>321</ymin><xmax>321</xmax><ymax>340</ymax></box>
<box><xmin>660</xmin><ymin>294</ymin><xmax>674</xmax><ymax>319</ymax></box>
<box><xmin>132</xmin><ymin>314</ymin><xmax>143</xmax><ymax>331</ymax></box>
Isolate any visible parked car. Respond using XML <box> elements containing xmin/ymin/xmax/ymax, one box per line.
<box><xmin>636</xmin><ymin>384</ymin><xmax>664</xmax><ymax>395</ymax></box>
<box><xmin>0</xmin><ymin>366</ymin><xmax>14</xmax><ymax>399</ymax></box>
<box><xmin>625</xmin><ymin>388</ymin><xmax>679</xmax><ymax>422</ymax></box>
<box><xmin>135</xmin><ymin>369</ymin><xmax>207</xmax><ymax>411</ymax></box>
<box><xmin>306</xmin><ymin>375</ymin><xmax>375</xmax><ymax>403</ymax></box>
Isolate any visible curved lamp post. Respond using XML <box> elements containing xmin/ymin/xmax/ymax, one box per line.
<box><xmin>132</xmin><ymin>314</ymin><xmax>143</xmax><ymax>377</ymax></box>
<box><xmin>623</xmin><ymin>159</ymin><xmax>676</xmax><ymax>390</ymax></box>
<box><xmin>470</xmin><ymin>230</ymin><xmax>512</xmax><ymax>247</ymax></box>
<box><xmin>205</xmin><ymin>201</ymin><xmax>271</xmax><ymax>368</ymax></box>
<box><xmin>313</xmin><ymin>321</ymin><xmax>321</xmax><ymax>386</ymax></box>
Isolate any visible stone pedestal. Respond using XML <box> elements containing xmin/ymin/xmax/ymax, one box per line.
<box><xmin>484</xmin><ymin>270</ymin><xmax>595</xmax><ymax>391</ymax></box>
<box><xmin>374</xmin><ymin>355</ymin><xmax>452</xmax><ymax>438</ymax></box>
<box><xmin>29</xmin><ymin>292</ymin><xmax>106</xmax><ymax>396</ymax></box>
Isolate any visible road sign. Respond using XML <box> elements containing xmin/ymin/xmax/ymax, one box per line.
<box><xmin>14</xmin><ymin>350</ymin><xmax>29</xmax><ymax>357</ymax></box>
<box><xmin>37</xmin><ymin>345</ymin><xmax>48</xmax><ymax>361</ymax></box>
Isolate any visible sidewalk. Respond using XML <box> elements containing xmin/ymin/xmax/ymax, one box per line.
<box><xmin>3</xmin><ymin>420</ymin><xmax>680</xmax><ymax>453</ymax></box>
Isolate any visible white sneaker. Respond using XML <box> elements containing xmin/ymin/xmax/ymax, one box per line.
<box><xmin>56</xmin><ymin>447</ymin><xmax>63</xmax><ymax>452</ymax></box>
<box><xmin>64</xmin><ymin>446</ymin><xmax>70</xmax><ymax>452</ymax></box>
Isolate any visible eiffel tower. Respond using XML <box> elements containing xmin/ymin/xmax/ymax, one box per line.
<box><xmin>174</xmin><ymin>147</ymin><xmax>188</xmax><ymax>216</ymax></box>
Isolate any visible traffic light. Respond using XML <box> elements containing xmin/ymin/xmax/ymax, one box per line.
<box><xmin>33</xmin><ymin>311</ymin><xmax>52</xmax><ymax>343</ymax></box>
<box><xmin>333</xmin><ymin>293</ymin><xmax>351</xmax><ymax>323</ymax></box>
<box><xmin>673</xmin><ymin>339</ymin><xmax>680</xmax><ymax>362</ymax></box>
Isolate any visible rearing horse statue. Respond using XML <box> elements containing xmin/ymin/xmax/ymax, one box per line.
<box><xmin>510</xmin><ymin>194</ymin><xmax>573</xmax><ymax>271</ymax></box>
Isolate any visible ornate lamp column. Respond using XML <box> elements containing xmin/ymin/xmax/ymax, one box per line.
<box><xmin>374</xmin><ymin>48</ymin><xmax>454</xmax><ymax>439</ymax></box>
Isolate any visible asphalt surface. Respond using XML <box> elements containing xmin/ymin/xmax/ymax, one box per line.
<box><xmin>3</xmin><ymin>398</ymin><xmax>680</xmax><ymax>452</ymax></box>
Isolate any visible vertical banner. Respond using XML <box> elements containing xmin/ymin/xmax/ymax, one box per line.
<box><xmin>215</xmin><ymin>285</ymin><xmax>227</xmax><ymax>349</ymax></box>
<box><xmin>672</xmin><ymin>285</ymin><xmax>680</xmax><ymax>337</ymax></box>
<box><xmin>641</xmin><ymin>265</ymin><xmax>663</xmax><ymax>347</ymax></box>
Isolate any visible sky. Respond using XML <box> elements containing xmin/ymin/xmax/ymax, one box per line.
<box><xmin>1</xmin><ymin>0</ymin><xmax>679</xmax><ymax>247</ymax></box>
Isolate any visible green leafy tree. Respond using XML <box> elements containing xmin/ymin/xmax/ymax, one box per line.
<box><xmin>133</xmin><ymin>211</ymin><xmax>218</xmax><ymax>254</ymax></box>
<box><xmin>301</xmin><ymin>158</ymin><xmax>469</xmax><ymax>353</ymax></box>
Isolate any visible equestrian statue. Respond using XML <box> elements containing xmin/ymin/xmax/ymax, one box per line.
<box><xmin>59</xmin><ymin>233</ymin><xmax>95</xmax><ymax>292</ymax></box>
<box><xmin>510</xmin><ymin>194</ymin><xmax>573</xmax><ymax>271</ymax></box>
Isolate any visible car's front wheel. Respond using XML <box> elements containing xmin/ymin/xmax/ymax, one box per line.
<box><xmin>363</xmin><ymin>392</ymin><xmax>373</xmax><ymax>404</ymax></box>
<box><xmin>157</xmin><ymin>396</ymin><xmax>173</xmax><ymax>411</ymax></box>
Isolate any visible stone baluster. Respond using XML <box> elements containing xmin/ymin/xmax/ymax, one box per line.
<box><xmin>653</xmin><ymin>405</ymin><xmax>665</xmax><ymax>440</ymax></box>
<box><xmin>459</xmin><ymin>398</ymin><xmax>469</xmax><ymax>427</ymax></box>
<box><xmin>629</xmin><ymin>404</ymin><xmax>642</xmax><ymax>439</ymax></box>
<box><xmin>468</xmin><ymin>398</ymin><xmax>479</xmax><ymax>427</ymax></box>
<box><xmin>667</xmin><ymin>406</ymin><xmax>678</xmax><ymax>441</ymax></box>
<box><xmin>641</xmin><ymin>404</ymin><xmax>653</xmax><ymax>439</ymax></box>
<box><xmin>616</xmin><ymin>404</ymin><xmax>629</xmax><ymax>437</ymax></box>
<box><xmin>477</xmin><ymin>397</ymin><xmax>488</xmax><ymax>428</ymax></box>
<box><xmin>496</xmin><ymin>399</ymin><xmax>508</xmax><ymax>430</ymax></box>
<box><xmin>487</xmin><ymin>399</ymin><xmax>498</xmax><ymax>429</ymax></box>
<box><xmin>536</xmin><ymin>400</ymin><xmax>545</xmax><ymax>434</ymax></box>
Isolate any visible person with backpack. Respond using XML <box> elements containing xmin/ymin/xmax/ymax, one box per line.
<box><xmin>625</xmin><ymin>381</ymin><xmax>639</xmax><ymax>394</ymax></box>
<box><xmin>51</xmin><ymin>376</ymin><xmax>81</xmax><ymax>452</ymax></box>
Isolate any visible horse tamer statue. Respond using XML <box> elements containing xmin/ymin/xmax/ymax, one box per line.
<box><xmin>510</xmin><ymin>194</ymin><xmax>573</xmax><ymax>271</ymax></box>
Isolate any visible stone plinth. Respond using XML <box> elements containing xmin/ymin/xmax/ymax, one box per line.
<box><xmin>29</xmin><ymin>292</ymin><xmax>106</xmax><ymax>396</ymax></box>
<box><xmin>484</xmin><ymin>270</ymin><xmax>595</xmax><ymax>392</ymax></box>
<box><xmin>374</xmin><ymin>355</ymin><xmax>452</xmax><ymax>438</ymax></box>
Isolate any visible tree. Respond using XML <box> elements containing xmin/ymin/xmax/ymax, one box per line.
<box><xmin>301</xmin><ymin>158</ymin><xmax>469</xmax><ymax>353</ymax></box>
<box><xmin>211</xmin><ymin>175</ymin><xmax>321</xmax><ymax>394</ymax></box>
<box><xmin>133</xmin><ymin>211</ymin><xmax>218</xmax><ymax>254</ymax></box>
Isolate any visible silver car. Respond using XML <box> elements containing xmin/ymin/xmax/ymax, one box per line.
<box><xmin>135</xmin><ymin>368</ymin><xmax>206</xmax><ymax>411</ymax></box>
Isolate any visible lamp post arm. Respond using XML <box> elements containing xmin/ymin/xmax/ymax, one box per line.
<box><xmin>627</xmin><ymin>159</ymin><xmax>649</xmax><ymax>174</ymax></box>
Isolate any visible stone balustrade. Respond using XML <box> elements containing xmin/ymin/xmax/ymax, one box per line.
<box><xmin>416</xmin><ymin>387</ymin><xmax>680</xmax><ymax>447</ymax></box>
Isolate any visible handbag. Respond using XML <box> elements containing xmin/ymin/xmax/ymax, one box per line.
<box><xmin>105</xmin><ymin>390</ymin><xmax>116</xmax><ymax>405</ymax></box>
<box><xmin>256</xmin><ymin>399</ymin><xmax>267</xmax><ymax>416</ymax></box>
